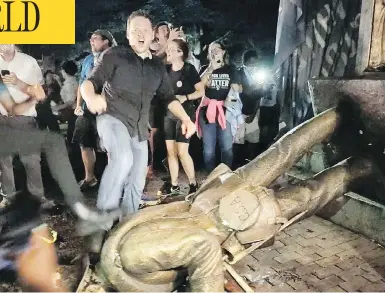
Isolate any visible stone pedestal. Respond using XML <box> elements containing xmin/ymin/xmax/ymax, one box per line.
<box><xmin>308</xmin><ymin>77</ymin><xmax>385</xmax><ymax>204</ymax></box>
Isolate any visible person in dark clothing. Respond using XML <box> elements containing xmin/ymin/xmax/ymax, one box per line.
<box><xmin>81</xmin><ymin>10</ymin><xmax>196</xmax><ymax>251</ymax></box>
<box><xmin>35</xmin><ymin>71</ymin><xmax>61</xmax><ymax>132</ymax></box>
<box><xmin>73</xmin><ymin>29</ymin><xmax>116</xmax><ymax>191</ymax></box>
<box><xmin>157</xmin><ymin>39</ymin><xmax>204</xmax><ymax>197</ymax></box>
<box><xmin>148</xmin><ymin>21</ymin><xmax>183</xmax><ymax>172</ymax></box>
<box><xmin>258</xmin><ymin>78</ymin><xmax>280</xmax><ymax>153</ymax></box>
<box><xmin>234</xmin><ymin>50</ymin><xmax>263</xmax><ymax>167</ymax></box>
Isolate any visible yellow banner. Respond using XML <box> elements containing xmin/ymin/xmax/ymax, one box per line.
<box><xmin>0</xmin><ymin>0</ymin><xmax>75</xmax><ymax>44</ymax></box>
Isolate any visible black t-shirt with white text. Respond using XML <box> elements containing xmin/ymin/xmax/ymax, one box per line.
<box><xmin>205</xmin><ymin>64</ymin><xmax>240</xmax><ymax>101</ymax></box>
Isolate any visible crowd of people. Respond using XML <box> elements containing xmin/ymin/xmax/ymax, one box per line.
<box><xmin>0</xmin><ymin>9</ymin><xmax>280</xmax><ymax>292</ymax></box>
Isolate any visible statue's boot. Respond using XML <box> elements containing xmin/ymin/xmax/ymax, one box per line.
<box><xmin>236</xmin><ymin>107</ymin><xmax>339</xmax><ymax>187</ymax></box>
<box><xmin>275</xmin><ymin>157</ymin><xmax>375</xmax><ymax>222</ymax></box>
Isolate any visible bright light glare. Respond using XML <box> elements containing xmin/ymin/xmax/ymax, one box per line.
<box><xmin>253</xmin><ymin>70</ymin><xmax>267</xmax><ymax>83</ymax></box>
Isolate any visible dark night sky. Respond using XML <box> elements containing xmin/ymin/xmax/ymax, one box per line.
<box><xmin>22</xmin><ymin>0</ymin><xmax>280</xmax><ymax>64</ymax></box>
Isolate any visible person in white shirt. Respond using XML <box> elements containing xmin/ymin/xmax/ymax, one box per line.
<box><xmin>0</xmin><ymin>44</ymin><xmax>50</xmax><ymax>206</ymax></box>
<box><xmin>52</xmin><ymin>60</ymin><xmax>78</xmax><ymax>143</ymax></box>
<box><xmin>54</xmin><ymin>61</ymin><xmax>78</xmax><ymax>111</ymax></box>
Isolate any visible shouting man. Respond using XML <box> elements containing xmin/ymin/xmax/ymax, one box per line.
<box><xmin>81</xmin><ymin>10</ymin><xmax>196</xmax><ymax>251</ymax></box>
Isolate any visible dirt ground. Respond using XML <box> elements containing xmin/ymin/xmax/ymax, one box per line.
<box><xmin>0</xmin><ymin>198</ymin><xmax>90</xmax><ymax>292</ymax></box>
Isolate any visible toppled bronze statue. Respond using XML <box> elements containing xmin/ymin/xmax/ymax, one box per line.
<box><xmin>95</xmin><ymin>108</ymin><xmax>376</xmax><ymax>292</ymax></box>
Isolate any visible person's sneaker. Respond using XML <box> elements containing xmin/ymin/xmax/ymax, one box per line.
<box><xmin>40</xmin><ymin>197</ymin><xmax>57</xmax><ymax>210</ymax></box>
<box><xmin>79</xmin><ymin>178</ymin><xmax>98</xmax><ymax>191</ymax></box>
<box><xmin>75</xmin><ymin>208</ymin><xmax>121</xmax><ymax>237</ymax></box>
<box><xmin>85</xmin><ymin>230</ymin><xmax>106</xmax><ymax>254</ymax></box>
<box><xmin>157</xmin><ymin>182</ymin><xmax>181</xmax><ymax>197</ymax></box>
<box><xmin>140</xmin><ymin>193</ymin><xmax>161</xmax><ymax>207</ymax></box>
<box><xmin>0</xmin><ymin>197</ymin><xmax>10</xmax><ymax>209</ymax></box>
<box><xmin>0</xmin><ymin>191</ymin><xmax>15</xmax><ymax>210</ymax></box>
<box><xmin>188</xmin><ymin>183</ymin><xmax>198</xmax><ymax>194</ymax></box>
<box><xmin>157</xmin><ymin>181</ymin><xmax>172</xmax><ymax>196</ymax></box>
<box><xmin>169</xmin><ymin>185</ymin><xmax>181</xmax><ymax>196</ymax></box>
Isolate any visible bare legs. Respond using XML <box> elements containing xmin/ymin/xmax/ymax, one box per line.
<box><xmin>81</xmin><ymin>147</ymin><xmax>96</xmax><ymax>181</ymax></box>
<box><xmin>177</xmin><ymin>143</ymin><xmax>196</xmax><ymax>185</ymax></box>
<box><xmin>149</xmin><ymin>128</ymin><xmax>157</xmax><ymax>171</ymax></box>
<box><xmin>166</xmin><ymin>140</ymin><xmax>196</xmax><ymax>186</ymax></box>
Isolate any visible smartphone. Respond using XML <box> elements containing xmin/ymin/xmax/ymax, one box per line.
<box><xmin>1</xmin><ymin>70</ymin><xmax>10</xmax><ymax>76</ymax></box>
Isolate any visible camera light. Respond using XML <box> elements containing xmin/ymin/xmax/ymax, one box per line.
<box><xmin>253</xmin><ymin>70</ymin><xmax>266</xmax><ymax>84</ymax></box>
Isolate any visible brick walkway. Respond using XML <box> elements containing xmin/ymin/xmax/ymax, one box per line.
<box><xmin>143</xmin><ymin>172</ymin><xmax>385</xmax><ymax>292</ymax></box>
<box><xmin>232</xmin><ymin>216</ymin><xmax>385</xmax><ymax>292</ymax></box>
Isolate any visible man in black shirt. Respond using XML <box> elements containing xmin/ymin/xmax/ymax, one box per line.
<box><xmin>234</xmin><ymin>50</ymin><xmax>263</xmax><ymax>167</ymax></box>
<box><xmin>81</xmin><ymin>10</ymin><xmax>195</xmax><ymax>246</ymax></box>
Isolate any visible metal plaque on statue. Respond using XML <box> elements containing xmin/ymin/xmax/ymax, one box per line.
<box><xmin>219</xmin><ymin>188</ymin><xmax>260</xmax><ymax>231</ymax></box>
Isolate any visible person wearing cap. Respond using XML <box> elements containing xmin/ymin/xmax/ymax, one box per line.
<box><xmin>72</xmin><ymin>29</ymin><xmax>116</xmax><ymax>192</ymax></box>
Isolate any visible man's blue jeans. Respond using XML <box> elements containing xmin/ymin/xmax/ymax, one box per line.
<box><xmin>96</xmin><ymin>114</ymin><xmax>148</xmax><ymax>216</ymax></box>
<box><xmin>198</xmin><ymin>111</ymin><xmax>233</xmax><ymax>172</ymax></box>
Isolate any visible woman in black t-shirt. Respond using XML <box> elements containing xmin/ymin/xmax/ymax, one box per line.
<box><xmin>158</xmin><ymin>39</ymin><xmax>204</xmax><ymax>196</ymax></box>
<box><xmin>198</xmin><ymin>41</ymin><xmax>241</xmax><ymax>172</ymax></box>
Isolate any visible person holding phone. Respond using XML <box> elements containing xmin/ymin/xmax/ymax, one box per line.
<box><xmin>0</xmin><ymin>44</ymin><xmax>51</xmax><ymax>207</ymax></box>
<box><xmin>197</xmin><ymin>41</ymin><xmax>243</xmax><ymax>172</ymax></box>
